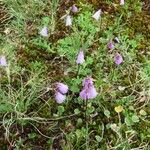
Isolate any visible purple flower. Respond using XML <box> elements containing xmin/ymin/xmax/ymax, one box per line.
<box><xmin>114</xmin><ymin>53</ymin><xmax>123</xmax><ymax>65</ymax></box>
<box><xmin>80</xmin><ymin>77</ymin><xmax>97</xmax><ymax>100</ymax></box>
<box><xmin>107</xmin><ymin>41</ymin><xmax>115</xmax><ymax>50</ymax></box>
<box><xmin>120</xmin><ymin>0</ymin><xmax>125</xmax><ymax>5</ymax></box>
<box><xmin>0</xmin><ymin>56</ymin><xmax>7</xmax><ymax>67</ymax></box>
<box><xmin>71</xmin><ymin>4</ymin><xmax>78</xmax><ymax>13</ymax></box>
<box><xmin>56</xmin><ymin>82</ymin><xmax>68</xmax><ymax>94</ymax></box>
<box><xmin>82</xmin><ymin>77</ymin><xmax>93</xmax><ymax>87</ymax></box>
<box><xmin>55</xmin><ymin>91</ymin><xmax>66</xmax><ymax>104</ymax></box>
<box><xmin>80</xmin><ymin>85</ymin><xmax>97</xmax><ymax>100</ymax></box>
<box><xmin>40</xmin><ymin>27</ymin><xmax>48</xmax><ymax>37</ymax></box>
<box><xmin>76</xmin><ymin>51</ymin><xmax>85</xmax><ymax>64</ymax></box>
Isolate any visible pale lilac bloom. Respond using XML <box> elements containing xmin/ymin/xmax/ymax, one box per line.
<box><xmin>107</xmin><ymin>41</ymin><xmax>115</xmax><ymax>50</ymax></box>
<box><xmin>82</xmin><ymin>77</ymin><xmax>93</xmax><ymax>87</ymax></box>
<box><xmin>80</xmin><ymin>85</ymin><xmax>97</xmax><ymax>100</ymax></box>
<box><xmin>0</xmin><ymin>56</ymin><xmax>7</xmax><ymax>67</ymax></box>
<box><xmin>56</xmin><ymin>82</ymin><xmax>68</xmax><ymax>94</ymax></box>
<box><xmin>114</xmin><ymin>53</ymin><xmax>123</xmax><ymax>65</ymax></box>
<box><xmin>92</xmin><ymin>9</ymin><xmax>102</xmax><ymax>21</ymax></box>
<box><xmin>120</xmin><ymin>0</ymin><xmax>125</xmax><ymax>5</ymax></box>
<box><xmin>80</xmin><ymin>77</ymin><xmax>97</xmax><ymax>100</ymax></box>
<box><xmin>40</xmin><ymin>27</ymin><xmax>48</xmax><ymax>37</ymax></box>
<box><xmin>71</xmin><ymin>4</ymin><xmax>78</xmax><ymax>13</ymax></box>
<box><xmin>76</xmin><ymin>51</ymin><xmax>85</xmax><ymax>64</ymax></box>
<box><xmin>55</xmin><ymin>91</ymin><xmax>66</xmax><ymax>104</ymax></box>
<box><xmin>66</xmin><ymin>15</ymin><xmax>72</xmax><ymax>26</ymax></box>
<box><xmin>88</xmin><ymin>86</ymin><xmax>98</xmax><ymax>99</ymax></box>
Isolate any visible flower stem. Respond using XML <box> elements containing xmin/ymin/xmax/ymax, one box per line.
<box><xmin>85</xmin><ymin>100</ymin><xmax>89</xmax><ymax>150</ymax></box>
<box><xmin>76</xmin><ymin>64</ymin><xmax>80</xmax><ymax>77</ymax></box>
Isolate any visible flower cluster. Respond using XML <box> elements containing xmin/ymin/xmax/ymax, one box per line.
<box><xmin>53</xmin><ymin>2</ymin><xmax>126</xmax><ymax>103</ymax></box>
<box><xmin>107</xmin><ymin>37</ymin><xmax>123</xmax><ymax>65</ymax></box>
<box><xmin>55</xmin><ymin>82</ymin><xmax>68</xmax><ymax>104</ymax></box>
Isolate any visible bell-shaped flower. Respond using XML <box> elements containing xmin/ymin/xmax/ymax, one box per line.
<box><xmin>76</xmin><ymin>50</ymin><xmax>85</xmax><ymax>64</ymax></box>
<box><xmin>0</xmin><ymin>56</ymin><xmax>7</xmax><ymax>67</ymax></box>
<box><xmin>71</xmin><ymin>5</ymin><xmax>78</xmax><ymax>13</ymax></box>
<box><xmin>114</xmin><ymin>53</ymin><xmax>123</xmax><ymax>65</ymax></box>
<box><xmin>120</xmin><ymin>0</ymin><xmax>125</xmax><ymax>5</ymax></box>
<box><xmin>92</xmin><ymin>9</ymin><xmax>102</xmax><ymax>21</ymax></box>
<box><xmin>56</xmin><ymin>82</ymin><xmax>68</xmax><ymax>94</ymax></box>
<box><xmin>55</xmin><ymin>91</ymin><xmax>66</xmax><ymax>104</ymax></box>
<box><xmin>40</xmin><ymin>27</ymin><xmax>48</xmax><ymax>37</ymax></box>
<box><xmin>66</xmin><ymin>15</ymin><xmax>72</xmax><ymax>26</ymax></box>
<box><xmin>80</xmin><ymin>77</ymin><xmax>97</xmax><ymax>100</ymax></box>
<box><xmin>107</xmin><ymin>41</ymin><xmax>115</xmax><ymax>50</ymax></box>
<box><xmin>80</xmin><ymin>85</ymin><xmax>97</xmax><ymax>100</ymax></box>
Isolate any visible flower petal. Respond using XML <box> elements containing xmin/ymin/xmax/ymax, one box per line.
<box><xmin>92</xmin><ymin>9</ymin><xmax>102</xmax><ymax>21</ymax></box>
<box><xmin>55</xmin><ymin>92</ymin><xmax>66</xmax><ymax>104</ymax></box>
<box><xmin>56</xmin><ymin>82</ymin><xmax>68</xmax><ymax>94</ymax></box>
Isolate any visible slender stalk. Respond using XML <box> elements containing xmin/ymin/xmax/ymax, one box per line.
<box><xmin>118</xmin><ymin>112</ymin><xmax>121</xmax><ymax>127</ymax></box>
<box><xmin>85</xmin><ymin>100</ymin><xmax>89</xmax><ymax>150</ymax></box>
<box><xmin>76</xmin><ymin>64</ymin><xmax>80</xmax><ymax>77</ymax></box>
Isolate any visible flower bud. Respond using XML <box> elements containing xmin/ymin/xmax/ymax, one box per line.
<box><xmin>114</xmin><ymin>53</ymin><xmax>123</xmax><ymax>65</ymax></box>
<box><xmin>40</xmin><ymin>27</ymin><xmax>48</xmax><ymax>37</ymax></box>
<box><xmin>76</xmin><ymin>51</ymin><xmax>85</xmax><ymax>64</ymax></box>
<box><xmin>66</xmin><ymin>15</ymin><xmax>72</xmax><ymax>26</ymax></box>
<box><xmin>92</xmin><ymin>9</ymin><xmax>102</xmax><ymax>21</ymax></box>
<box><xmin>71</xmin><ymin>5</ymin><xmax>78</xmax><ymax>13</ymax></box>
<box><xmin>0</xmin><ymin>56</ymin><xmax>7</xmax><ymax>67</ymax></box>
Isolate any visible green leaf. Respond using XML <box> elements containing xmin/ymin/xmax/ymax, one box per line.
<box><xmin>77</xmin><ymin>118</ymin><xmax>83</xmax><ymax>124</ymax></box>
<box><xmin>139</xmin><ymin>109</ymin><xmax>147</xmax><ymax>116</ymax></box>
<box><xmin>104</xmin><ymin>109</ymin><xmax>110</xmax><ymax>118</ymax></box>
<box><xmin>125</xmin><ymin>117</ymin><xmax>132</xmax><ymax>126</ymax></box>
<box><xmin>0</xmin><ymin>103</ymin><xmax>13</xmax><ymax>113</ymax></box>
<box><xmin>42</xmin><ymin>16</ymin><xmax>50</xmax><ymax>25</ymax></box>
<box><xmin>95</xmin><ymin>135</ymin><xmax>102</xmax><ymax>142</ymax></box>
<box><xmin>132</xmin><ymin>115</ymin><xmax>139</xmax><ymax>123</ymax></box>
<box><xmin>58</xmin><ymin>106</ymin><xmax>65</xmax><ymax>115</ymax></box>
<box><xmin>74</xmin><ymin>108</ymin><xmax>80</xmax><ymax>115</ymax></box>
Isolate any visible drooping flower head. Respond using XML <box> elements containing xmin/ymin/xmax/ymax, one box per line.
<box><xmin>40</xmin><ymin>26</ymin><xmax>48</xmax><ymax>37</ymax></box>
<box><xmin>80</xmin><ymin>85</ymin><xmax>97</xmax><ymax>100</ymax></box>
<box><xmin>107</xmin><ymin>41</ymin><xmax>115</xmax><ymax>50</ymax></box>
<box><xmin>66</xmin><ymin>15</ymin><xmax>72</xmax><ymax>26</ymax></box>
<box><xmin>0</xmin><ymin>56</ymin><xmax>7</xmax><ymax>67</ymax></box>
<box><xmin>56</xmin><ymin>82</ymin><xmax>68</xmax><ymax>94</ymax></box>
<box><xmin>80</xmin><ymin>77</ymin><xmax>97</xmax><ymax>100</ymax></box>
<box><xmin>114</xmin><ymin>53</ymin><xmax>123</xmax><ymax>65</ymax></box>
<box><xmin>76</xmin><ymin>50</ymin><xmax>85</xmax><ymax>64</ymax></box>
<box><xmin>55</xmin><ymin>91</ymin><xmax>66</xmax><ymax>104</ymax></box>
<box><xmin>120</xmin><ymin>0</ymin><xmax>125</xmax><ymax>5</ymax></box>
<box><xmin>71</xmin><ymin>4</ymin><xmax>78</xmax><ymax>13</ymax></box>
<box><xmin>114</xmin><ymin>37</ymin><xmax>120</xmax><ymax>43</ymax></box>
<box><xmin>92</xmin><ymin>9</ymin><xmax>102</xmax><ymax>21</ymax></box>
